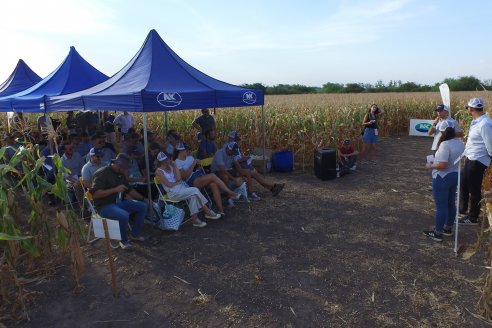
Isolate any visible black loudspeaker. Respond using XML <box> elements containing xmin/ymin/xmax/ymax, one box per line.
<box><xmin>314</xmin><ymin>148</ymin><xmax>337</xmax><ymax>180</ymax></box>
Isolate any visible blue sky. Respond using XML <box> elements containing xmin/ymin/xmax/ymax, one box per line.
<box><xmin>1</xmin><ymin>0</ymin><xmax>491</xmax><ymax>87</ymax></box>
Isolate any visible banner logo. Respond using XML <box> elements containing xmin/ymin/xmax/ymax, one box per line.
<box><xmin>415</xmin><ymin>123</ymin><xmax>432</xmax><ymax>133</ymax></box>
<box><xmin>157</xmin><ymin>92</ymin><xmax>182</xmax><ymax>107</ymax></box>
<box><xmin>242</xmin><ymin>91</ymin><xmax>257</xmax><ymax>105</ymax></box>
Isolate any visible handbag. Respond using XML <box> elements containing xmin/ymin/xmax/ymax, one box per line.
<box><xmin>158</xmin><ymin>203</ymin><xmax>185</xmax><ymax>231</ymax></box>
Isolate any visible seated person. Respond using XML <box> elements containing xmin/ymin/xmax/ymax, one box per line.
<box><xmin>127</xmin><ymin>146</ymin><xmax>157</xmax><ymax>200</ymax></box>
<box><xmin>175</xmin><ymin>143</ymin><xmax>240</xmax><ymax>215</ymax></box>
<box><xmin>197</xmin><ymin>128</ymin><xmax>217</xmax><ymax>160</ymax></box>
<box><xmin>91</xmin><ymin>153</ymin><xmax>148</xmax><ymax>250</ymax></box>
<box><xmin>75</xmin><ymin>132</ymin><xmax>92</xmax><ymax>157</ymax></box>
<box><xmin>3</xmin><ymin>133</ymin><xmax>21</xmax><ymax>161</ymax></box>
<box><xmin>155</xmin><ymin>152</ymin><xmax>221</xmax><ymax>227</ymax></box>
<box><xmin>61</xmin><ymin>141</ymin><xmax>86</xmax><ymax>204</ymax></box>
<box><xmin>81</xmin><ymin>147</ymin><xmax>104</xmax><ymax>188</ymax></box>
<box><xmin>164</xmin><ymin>130</ymin><xmax>181</xmax><ymax>158</ymax></box>
<box><xmin>338</xmin><ymin>139</ymin><xmax>359</xmax><ymax>174</ymax></box>
<box><xmin>226</xmin><ymin>133</ymin><xmax>285</xmax><ymax>201</ymax></box>
<box><xmin>121</xmin><ymin>133</ymin><xmax>144</xmax><ymax>156</ymax></box>
<box><xmin>86</xmin><ymin>133</ymin><xmax>115</xmax><ymax>164</ymax></box>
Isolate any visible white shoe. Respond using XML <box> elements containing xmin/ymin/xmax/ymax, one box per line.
<box><xmin>205</xmin><ymin>210</ymin><xmax>221</xmax><ymax>220</ymax></box>
<box><xmin>193</xmin><ymin>219</ymin><xmax>207</xmax><ymax>228</ymax></box>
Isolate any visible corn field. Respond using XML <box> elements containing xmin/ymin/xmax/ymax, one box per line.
<box><xmin>2</xmin><ymin>91</ymin><xmax>492</xmax><ymax>322</ymax></box>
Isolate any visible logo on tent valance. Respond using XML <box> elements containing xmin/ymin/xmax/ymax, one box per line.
<box><xmin>242</xmin><ymin>92</ymin><xmax>257</xmax><ymax>105</ymax></box>
<box><xmin>157</xmin><ymin>92</ymin><xmax>182</xmax><ymax>107</ymax></box>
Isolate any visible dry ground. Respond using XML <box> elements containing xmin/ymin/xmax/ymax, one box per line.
<box><xmin>11</xmin><ymin>136</ymin><xmax>491</xmax><ymax>327</ymax></box>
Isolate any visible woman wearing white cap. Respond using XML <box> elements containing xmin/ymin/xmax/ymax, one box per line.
<box><xmin>155</xmin><ymin>152</ymin><xmax>221</xmax><ymax>228</ymax></box>
<box><xmin>175</xmin><ymin>143</ymin><xmax>240</xmax><ymax>216</ymax></box>
<box><xmin>423</xmin><ymin>120</ymin><xmax>464</xmax><ymax>242</ymax></box>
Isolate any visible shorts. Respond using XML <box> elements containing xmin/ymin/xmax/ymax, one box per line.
<box><xmin>186</xmin><ymin>170</ymin><xmax>205</xmax><ymax>187</ymax></box>
<box><xmin>362</xmin><ymin>128</ymin><xmax>378</xmax><ymax>144</ymax></box>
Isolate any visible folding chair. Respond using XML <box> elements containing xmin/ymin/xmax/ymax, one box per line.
<box><xmin>153</xmin><ymin>177</ymin><xmax>192</xmax><ymax>225</ymax></box>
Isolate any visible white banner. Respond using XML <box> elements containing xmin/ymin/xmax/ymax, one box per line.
<box><xmin>409</xmin><ymin>119</ymin><xmax>434</xmax><ymax>137</ymax></box>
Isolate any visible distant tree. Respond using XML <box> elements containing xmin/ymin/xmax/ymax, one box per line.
<box><xmin>320</xmin><ymin>82</ymin><xmax>344</xmax><ymax>93</ymax></box>
<box><xmin>344</xmin><ymin>83</ymin><xmax>365</xmax><ymax>93</ymax></box>
<box><xmin>443</xmin><ymin>76</ymin><xmax>482</xmax><ymax>91</ymax></box>
<box><xmin>241</xmin><ymin>83</ymin><xmax>266</xmax><ymax>92</ymax></box>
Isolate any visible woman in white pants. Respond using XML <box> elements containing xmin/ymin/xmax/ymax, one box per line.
<box><xmin>155</xmin><ymin>152</ymin><xmax>221</xmax><ymax>227</ymax></box>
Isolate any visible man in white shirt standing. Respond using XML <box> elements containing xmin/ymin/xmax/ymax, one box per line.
<box><xmin>428</xmin><ymin>104</ymin><xmax>463</xmax><ymax>153</ymax></box>
<box><xmin>459</xmin><ymin>98</ymin><xmax>492</xmax><ymax>225</ymax></box>
<box><xmin>113</xmin><ymin>111</ymin><xmax>135</xmax><ymax>141</ymax></box>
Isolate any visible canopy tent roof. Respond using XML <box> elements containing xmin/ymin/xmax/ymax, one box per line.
<box><xmin>0</xmin><ymin>47</ymin><xmax>108</xmax><ymax>113</ymax></box>
<box><xmin>0</xmin><ymin>59</ymin><xmax>42</xmax><ymax>97</ymax></box>
<box><xmin>47</xmin><ymin>29</ymin><xmax>264</xmax><ymax>112</ymax></box>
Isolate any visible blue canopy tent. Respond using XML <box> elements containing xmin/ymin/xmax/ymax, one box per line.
<box><xmin>47</xmin><ymin>29</ymin><xmax>266</xmax><ymax>202</ymax></box>
<box><xmin>0</xmin><ymin>59</ymin><xmax>42</xmax><ymax>97</ymax></box>
<box><xmin>47</xmin><ymin>29</ymin><xmax>263</xmax><ymax>112</ymax></box>
<box><xmin>0</xmin><ymin>47</ymin><xmax>108</xmax><ymax>113</ymax></box>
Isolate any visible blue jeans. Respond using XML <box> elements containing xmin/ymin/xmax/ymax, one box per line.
<box><xmin>432</xmin><ymin>172</ymin><xmax>458</xmax><ymax>233</ymax></box>
<box><xmin>98</xmin><ymin>200</ymin><xmax>148</xmax><ymax>243</ymax></box>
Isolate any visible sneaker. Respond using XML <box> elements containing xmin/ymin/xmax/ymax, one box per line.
<box><xmin>119</xmin><ymin>241</ymin><xmax>134</xmax><ymax>250</ymax></box>
<box><xmin>249</xmin><ymin>192</ymin><xmax>261</xmax><ymax>201</ymax></box>
<box><xmin>442</xmin><ymin>228</ymin><xmax>453</xmax><ymax>237</ymax></box>
<box><xmin>458</xmin><ymin>216</ymin><xmax>479</xmax><ymax>225</ymax></box>
<box><xmin>271</xmin><ymin>183</ymin><xmax>285</xmax><ymax>197</ymax></box>
<box><xmin>423</xmin><ymin>230</ymin><xmax>443</xmax><ymax>242</ymax></box>
<box><xmin>227</xmin><ymin>198</ymin><xmax>235</xmax><ymax>208</ymax></box>
<box><xmin>349</xmin><ymin>165</ymin><xmax>357</xmax><ymax>171</ymax></box>
<box><xmin>131</xmin><ymin>236</ymin><xmax>145</xmax><ymax>242</ymax></box>
<box><xmin>205</xmin><ymin>210</ymin><xmax>221</xmax><ymax>220</ymax></box>
<box><xmin>193</xmin><ymin>219</ymin><xmax>207</xmax><ymax>228</ymax></box>
<box><xmin>231</xmin><ymin>193</ymin><xmax>241</xmax><ymax>200</ymax></box>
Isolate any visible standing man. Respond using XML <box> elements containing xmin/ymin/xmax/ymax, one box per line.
<box><xmin>113</xmin><ymin>111</ymin><xmax>135</xmax><ymax>141</ymax></box>
<box><xmin>459</xmin><ymin>98</ymin><xmax>492</xmax><ymax>225</ymax></box>
<box><xmin>192</xmin><ymin>108</ymin><xmax>216</xmax><ymax>139</ymax></box>
<box><xmin>428</xmin><ymin>104</ymin><xmax>463</xmax><ymax>153</ymax></box>
<box><xmin>91</xmin><ymin>153</ymin><xmax>148</xmax><ymax>249</ymax></box>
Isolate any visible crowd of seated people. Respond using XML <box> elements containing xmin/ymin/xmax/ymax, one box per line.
<box><xmin>1</xmin><ymin>110</ymin><xmax>286</xmax><ymax>249</ymax></box>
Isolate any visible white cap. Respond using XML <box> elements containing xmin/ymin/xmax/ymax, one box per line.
<box><xmin>157</xmin><ymin>152</ymin><xmax>168</xmax><ymax>162</ymax></box>
<box><xmin>467</xmin><ymin>98</ymin><xmax>484</xmax><ymax>110</ymax></box>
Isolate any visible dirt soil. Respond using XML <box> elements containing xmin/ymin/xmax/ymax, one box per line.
<box><xmin>8</xmin><ymin>136</ymin><xmax>492</xmax><ymax>327</ymax></box>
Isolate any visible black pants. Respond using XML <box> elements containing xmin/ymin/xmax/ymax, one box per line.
<box><xmin>460</xmin><ymin>159</ymin><xmax>487</xmax><ymax>219</ymax></box>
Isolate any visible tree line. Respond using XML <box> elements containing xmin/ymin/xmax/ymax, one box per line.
<box><xmin>242</xmin><ymin>76</ymin><xmax>492</xmax><ymax>95</ymax></box>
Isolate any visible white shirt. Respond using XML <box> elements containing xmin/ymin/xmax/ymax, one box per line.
<box><xmin>464</xmin><ymin>114</ymin><xmax>492</xmax><ymax>167</ymax></box>
<box><xmin>432</xmin><ymin>138</ymin><xmax>465</xmax><ymax>179</ymax></box>
<box><xmin>113</xmin><ymin>113</ymin><xmax>135</xmax><ymax>133</ymax></box>
<box><xmin>431</xmin><ymin>118</ymin><xmax>462</xmax><ymax>151</ymax></box>
<box><xmin>175</xmin><ymin>155</ymin><xmax>195</xmax><ymax>172</ymax></box>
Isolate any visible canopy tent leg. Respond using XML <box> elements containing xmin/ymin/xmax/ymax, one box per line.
<box><xmin>142</xmin><ymin>113</ymin><xmax>153</xmax><ymax>206</ymax></box>
<box><xmin>454</xmin><ymin>161</ymin><xmax>462</xmax><ymax>253</ymax></box>
<box><xmin>261</xmin><ymin>105</ymin><xmax>266</xmax><ymax>174</ymax></box>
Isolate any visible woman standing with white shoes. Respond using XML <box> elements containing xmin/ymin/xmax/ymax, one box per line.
<box><xmin>361</xmin><ymin>104</ymin><xmax>384</xmax><ymax>164</ymax></box>
<box><xmin>155</xmin><ymin>152</ymin><xmax>221</xmax><ymax>228</ymax></box>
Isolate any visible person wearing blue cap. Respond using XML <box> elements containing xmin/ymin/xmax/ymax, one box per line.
<box><xmin>81</xmin><ymin>147</ymin><xmax>104</xmax><ymax>188</ymax></box>
<box><xmin>428</xmin><ymin>104</ymin><xmax>462</xmax><ymax>153</ymax></box>
<box><xmin>423</xmin><ymin>120</ymin><xmax>464</xmax><ymax>241</ymax></box>
<box><xmin>458</xmin><ymin>98</ymin><xmax>492</xmax><ymax>225</ymax></box>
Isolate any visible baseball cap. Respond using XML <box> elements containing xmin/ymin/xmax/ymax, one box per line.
<box><xmin>439</xmin><ymin>119</ymin><xmax>455</xmax><ymax>132</ymax></box>
<box><xmin>175</xmin><ymin>142</ymin><xmax>189</xmax><ymax>151</ymax></box>
<box><xmin>466</xmin><ymin>98</ymin><xmax>484</xmax><ymax>110</ymax></box>
<box><xmin>226</xmin><ymin>142</ymin><xmax>240</xmax><ymax>156</ymax></box>
<box><xmin>343</xmin><ymin>139</ymin><xmax>351</xmax><ymax>145</ymax></box>
<box><xmin>435</xmin><ymin>104</ymin><xmax>449</xmax><ymax>112</ymax></box>
<box><xmin>157</xmin><ymin>152</ymin><xmax>168</xmax><ymax>162</ymax></box>
<box><xmin>89</xmin><ymin>147</ymin><xmax>103</xmax><ymax>157</ymax></box>
<box><xmin>227</xmin><ymin>131</ymin><xmax>241</xmax><ymax>141</ymax></box>
<box><xmin>112</xmin><ymin>153</ymin><xmax>132</xmax><ymax>170</ymax></box>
